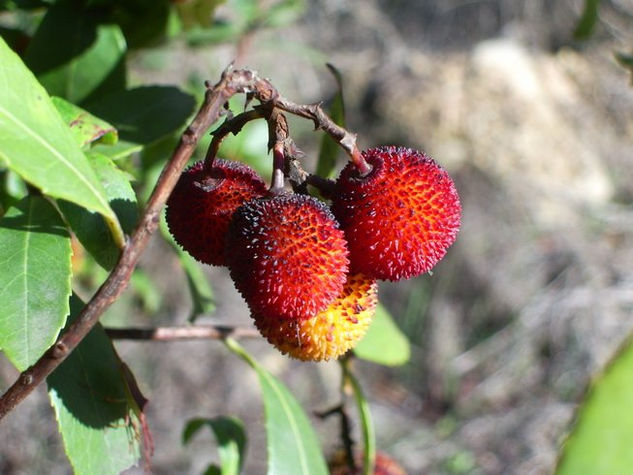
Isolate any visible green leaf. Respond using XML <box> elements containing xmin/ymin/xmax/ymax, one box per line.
<box><xmin>316</xmin><ymin>64</ymin><xmax>345</xmax><ymax>179</ymax></box>
<box><xmin>615</xmin><ymin>51</ymin><xmax>633</xmax><ymax>83</ymax></box>
<box><xmin>225</xmin><ymin>338</ymin><xmax>328</xmax><ymax>475</ymax></box>
<box><xmin>130</xmin><ymin>269</ymin><xmax>162</xmax><ymax>314</ymax></box>
<box><xmin>24</xmin><ymin>3</ymin><xmax>127</xmax><ymax>104</ymax></box>
<box><xmin>176</xmin><ymin>0</ymin><xmax>227</xmax><ymax>29</ymax></box>
<box><xmin>0</xmin><ymin>196</ymin><xmax>71</xmax><ymax>370</ymax></box>
<box><xmin>0</xmin><ymin>169</ymin><xmax>28</xmax><ymax>215</ymax></box>
<box><xmin>556</xmin><ymin>336</ymin><xmax>633</xmax><ymax>474</ymax></box>
<box><xmin>262</xmin><ymin>0</ymin><xmax>306</xmax><ymax>28</ymax></box>
<box><xmin>85</xmin><ymin>86</ymin><xmax>196</xmax><ymax>146</ymax></box>
<box><xmin>183</xmin><ymin>416</ymin><xmax>247</xmax><ymax>475</ymax></box>
<box><xmin>47</xmin><ymin>294</ymin><xmax>142</xmax><ymax>475</ymax></box>
<box><xmin>574</xmin><ymin>0</ymin><xmax>601</xmax><ymax>40</ymax></box>
<box><xmin>354</xmin><ymin>303</ymin><xmax>411</xmax><ymax>366</ymax></box>
<box><xmin>91</xmin><ymin>141</ymin><xmax>144</xmax><ymax>161</ymax></box>
<box><xmin>59</xmin><ymin>151</ymin><xmax>137</xmax><ymax>270</ymax></box>
<box><xmin>159</xmin><ymin>212</ymin><xmax>216</xmax><ymax>320</ymax></box>
<box><xmin>0</xmin><ymin>36</ymin><xmax>120</xmax><ymax>233</ymax></box>
<box><xmin>52</xmin><ymin>97</ymin><xmax>118</xmax><ymax>148</ymax></box>
<box><xmin>342</xmin><ymin>360</ymin><xmax>375</xmax><ymax>475</ymax></box>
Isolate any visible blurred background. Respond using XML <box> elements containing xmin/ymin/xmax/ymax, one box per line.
<box><xmin>1</xmin><ymin>0</ymin><xmax>633</xmax><ymax>473</ymax></box>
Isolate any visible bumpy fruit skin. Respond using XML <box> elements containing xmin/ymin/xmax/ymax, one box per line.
<box><xmin>253</xmin><ymin>273</ymin><xmax>377</xmax><ymax>361</ymax></box>
<box><xmin>226</xmin><ymin>192</ymin><xmax>349</xmax><ymax>320</ymax></box>
<box><xmin>332</xmin><ymin>146</ymin><xmax>461</xmax><ymax>281</ymax></box>
<box><xmin>165</xmin><ymin>159</ymin><xmax>267</xmax><ymax>266</ymax></box>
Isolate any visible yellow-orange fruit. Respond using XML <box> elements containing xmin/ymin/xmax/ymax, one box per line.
<box><xmin>253</xmin><ymin>273</ymin><xmax>377</xmax><ymax>361</ymax></box>
<box><xmin>226</xmin><ymin>192</ymin><xmax>349</xmax><ymax>321</ymax></box>
<box><xmin>165</xmin><ymin>159</ymin><xmax>267</xmax><ymax>266</ymax></box>
<box><xmin>332</xmin><ymin>146</ymin><xmax>461</xmax><ymax>281</ymax></box>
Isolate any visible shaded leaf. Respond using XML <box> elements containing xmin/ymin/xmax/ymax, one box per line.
<box><xmin>109</xmin><ymin>0</ymin><xmax>171</xmax><ymax>49</ymax></box>
<box><xmin>47</xmin><ymin>294</ymin><xmax>142</xmax><ymax>475</ymax></box>
<box><xmin>225</xmin><ymin>338</ymin><xmax>328</xmax><ymax>475</ymax></box>
<box><xmin>59</xmin><ymin>151</ymin><xmax>137</xmax><ymax>270</ymax></box>
<box><xmin>176</xmin><ymin>0</ymin><xmax>227</xmax><ymax>29</ymax></box>
<box><xmin>316</xmin><ymin>64</ymin><xmax>345</xmax><ymax>179</ymax></box>
<box><xmin>130</xmin><ymin>269</ymin><xmax>162</xmax><ymax>314</ymax></box>
<box><xmin>0</xmin><ymin>36</ymin><xmax>120</xmax><ymax>231</ymax></box>
<box><xmin>85</xmin><ymin>86</ymin><xmax>196</xmax><ymax>146</ymax></box>
<box><xmin>52</xmin><ymin>97</ymin><xmax>118</xmax><ymax>148</ymax></box>
<box><xmin>615</xmin><ymin>51</ymin><xmax>633</xmax><ymax>84</ymax></box>
<box><xmin>574</xmin><ymin>0</ymin><xmax>601</xmax><ymax>40</ymax></box>
<box><xmin>0</xmin><ymin>196</ymin><xmax>71</xmax><ymax>370</ymax></box>
<box><xmin>0</xmin><ymin>169</ymin><xmax>28</xmax><ymax>215</ymax></box>
<box><xmin>159</xmin><ymin>212</ymin><xmax>215</xmax><ymax>320</ymax></box>
<box><xmin>556</xmin><ymin>336</ymin><xmax>633</xmax><ymax>474</ymax></box>
<box><xmin>354</xmin><ymin>303</ymin><xmax>411</xmax><ymax>366</ymax></box>
<box><xmin>24</xmin><ymin>4</ymin><xmax>127</xmax><ymax>104</ymax></box>
<box><xmin>183</xmin><ymin>416</ymin><xmax>246</xmax><ymax>475</ymax></box>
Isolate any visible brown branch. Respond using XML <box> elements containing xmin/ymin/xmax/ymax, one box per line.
<box><xmin>105</xmin><ymin>325</ymin><xmax>261</xmax><ymax>341</ymax></box>
<box><xmin>0</xmin><ymin>67</ymin><xmax>274</xmax><ymax>421</ymax></box>
<box><xmin>273</xmin><ymin>98</ymin><xmax>371</xmax><ymax>175</ymax></box>
<box><xmin>203</xmin><ymin>108</ymin><xmax>265</xmax><ymax>173</ymax></box>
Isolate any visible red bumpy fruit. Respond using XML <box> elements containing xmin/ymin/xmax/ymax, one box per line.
<box><xmin>332</xmin><ymin>146</ymin><xmax>461</xmax><ymax>281</ymax></box>
<box><xmin>226</xmin><ymin>192</ymin><xmax>349</xmax><ymax>320</ymax></box>
<box><xmin>253</xmin><ymin>273</ymin><xmax>377</xmax><ymax>361</ymax></box>
<box><xmin>166</xmin><ymin>159</ymin><xmax>267</xmax><ymax>266</ymax></box>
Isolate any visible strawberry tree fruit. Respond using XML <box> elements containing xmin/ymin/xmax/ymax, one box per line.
<box><xmin>253</xmin><ymin>273</ymin><xmax>377</xmax><ymax>361</ymax></box>
<box><xmin>226</xmin><ymin>192</ymin><xmax>349</xmax><ymax>321</ymax></box>
<box><xmin>166</xmin><ymin>159</ymin><xmax>267</xmax><ymax>266</ymax></box>
<box><xmin>332</xmin><ymin>146</ymin><xmax>461</xmax><ymax>281</ymax></box>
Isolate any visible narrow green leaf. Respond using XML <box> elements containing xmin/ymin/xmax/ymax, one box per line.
<box><xmin>0</xmin><ymin>36</ymin><xmax>119</xmax><ymax>228</ymax></box>
<box><xmin>85</xmin><ymin>86</ymin><xmax>196</xmax><ymax>146</ymax></box>
<box><xmin>225</xmin><ymin>338</ymin><xmax>328</xmax><ymax>475</ymax></box>
<box><xmin>159</xmin><ymin>212</ymin><xmax>215</xmax><ymax>320</ymax></box>
<box><xmin>615</xmin><ymin>51</ymin><xmax>633</xmax><ymax>84</ymax></box>
<box><xmin>24</xmin><ymin>4</ymin><xmax>127</xmax><ymax>104</ymax></box>
<box><xmin>91</xmin><ymin>141</ymin><xmax>144</xmax><ymax>161</ymax></box>
<box><xmin>47</xmin><ymin>295</ymin><xmax>142</xmax><ymax>475</ymax></box>
<box><xmin>574</xmin><ymin>0</ymin><xmax>601</xmax><ymax>40</ymax></box>
<box><xmin>130</xmin><ymin>269</ymin><xmax>162</xmax><ymax>314</ymax></box>
<box><xmin>342</xmin><ymin>360</ymin><xmax>375</xmax><ymax>475</ymax></box>
<box><xmin>262</xmin><ymin>0</ymin><xmax>306</xmax><ymax>28</ymax></box>
<box><xmin>176</xmin><ymin>0</ymin><xmax>227</xmax><ymax>28</ymax></box>
<box><xmin>0</xmin><ymin>196</ymin><xmax>71</xmax><ymax>370</ymax></box>
<box><xmin>316</xmin><ymin>64</ymin><xmax>346</xmax><ymax>179</ymax></box>
<box><xmin>556</xmin><ymin>336</ymin><xmax>633</xmax><ymax>474</ymax></box>
<box><xmin>183</xmin><ymin>416</ymin><xmax>247</xmax><ymax>475</ymax></box>
<box><xmin>354</xmin><ymin>304</ymin><xmax>411</xmax><ymax>366</ymax></box>
<box><xmin>52</xmin><ymin>97</ymin><xmax>118</xmax><ymax>148</ymax></box>
<box><xmin>59</xmin><ymin>151</ymin><xmax>137</xmax><ymax>270</ymax></box>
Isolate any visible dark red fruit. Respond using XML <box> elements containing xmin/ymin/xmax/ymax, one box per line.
<box><xmin>166</xmin><ymin>159</ymin><xmax>267</xmax><ymax>266</ymax></box>
<box><xmin>226</xmin><ymin>192</ymin><xmax>349</xmax><ymax>320</ymax></box>
<box><xmin>332</xmin><ymin>146</ymin><xmax>461</xmax><ymax>281</ymax></box>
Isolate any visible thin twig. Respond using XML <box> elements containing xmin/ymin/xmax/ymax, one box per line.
<box><xmin>105</xmin><ymin>325</ymin><xmax>261</xmax><ymax>341</ymax></box>
<box><xmin>203</xmin><ymin>108</ymin><xmax>265</xmax><ymax>173</ymax></box>
<box><xmin>315</xmin><ymin>403</ymin><xmax>357</xmax><ymax>472</ymax></box>
<box><xmin>274</xmin><ymin>98</ymin><xmax>371</xmax><ymax>175</ymax></box>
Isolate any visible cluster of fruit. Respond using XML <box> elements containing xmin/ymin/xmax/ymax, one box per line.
<box><xmin>166</xmin><ymin>146</ymin><xmax>461</xmax><ymax>361</ymax></box>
